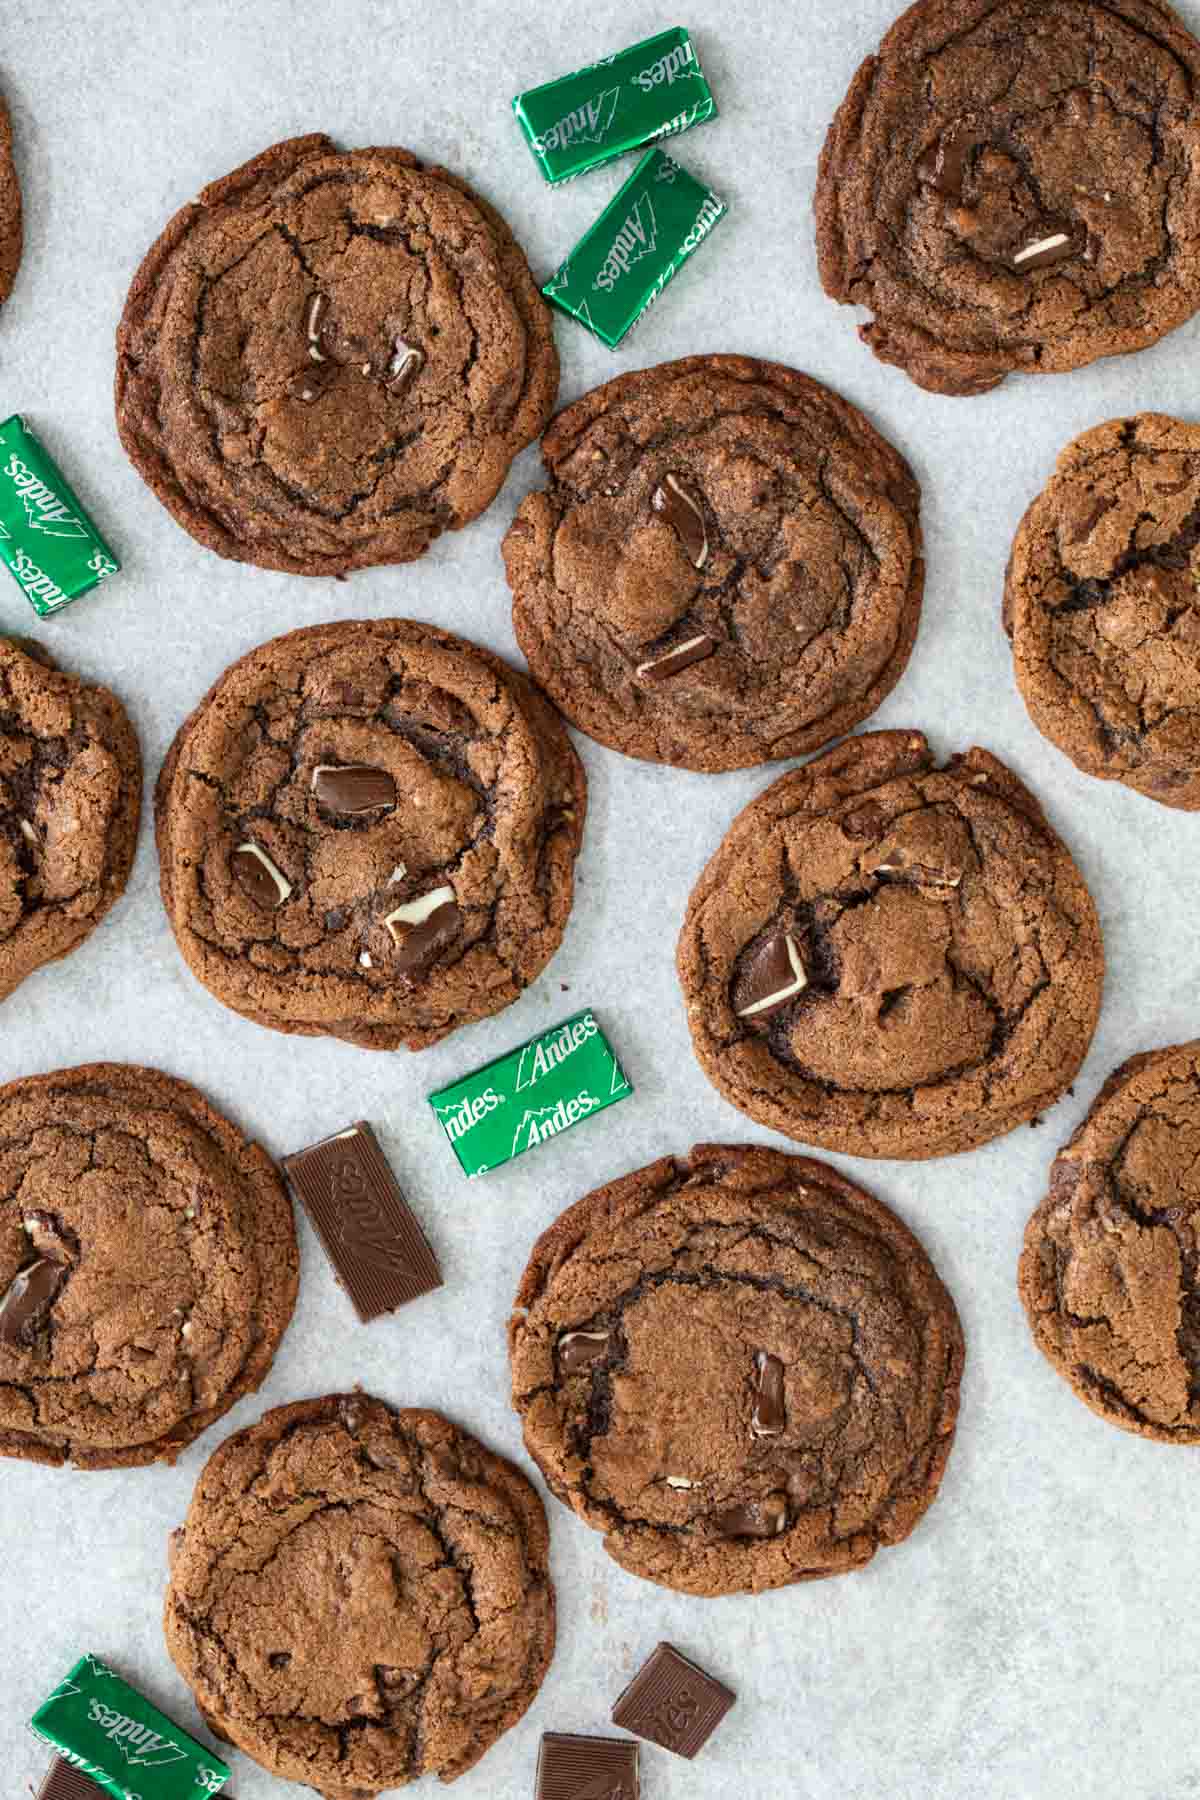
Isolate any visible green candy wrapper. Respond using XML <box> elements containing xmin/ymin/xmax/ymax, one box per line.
<box><xmin>513</xmin><ymin>26</ymin><xmax>717</xmax><ymax>184</ymax></box>
<box><xmin>0</xmin><ymin>416</ymin><xmax>120</xmax><ymax>615</ymax></box>
<box><xmin>30</xmin><ymin>1656</ymin><xmax>229</xmax><ymax>1800</ymax></box>
<box><xmin>542</xmin><ymin>148</ymin><xmax>726</xmax><ymax>348</ymax></box>
<box><xmin>429</xmin><ymin>1008</ymin><xmax>632</xmax><ymax>1177</ymax></box>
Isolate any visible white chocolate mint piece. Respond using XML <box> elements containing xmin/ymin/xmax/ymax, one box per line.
<box><xmin>1012</xmin><ymin>231</ymin><xmax>1072</xmax><ymax>270</ymax></box>
<box><xmin>874</xmin><ymin>860</ymin><xmax>961</xmax><ymax>888</ymax></box>
<box><xmin>383</xmin><ymin>884</ymin><xmax>455</xmax><ymax>944</ymax></box>
<box><xmin>558</xmin><ymin>1329</ymin><xmax>612</xmax><ymax>1373</ymax></box>
<box><xmin>735</xmin><ymin>930</ymin><xmax>808</xmax><ymax>1019</ymax></box>
<box><xmin>651</xmin><ymin>471</ymin><xmax>709</xmax><ymax>568</ymax></box>
<box><xmin>751</xmin><ymin>1350</ymin><xmax>786</xmax><ymax>1436</ymax></box>
<box><xmin>637</xmin><ymin>633</ymin><xmax>716</xmax><ymax>683</ymax></box>
<box><xmin>232</xmin><ymin>842</ymin><xmax>292</xmax><ymax>908</ymax></box>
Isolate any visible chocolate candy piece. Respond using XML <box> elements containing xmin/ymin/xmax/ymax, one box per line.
<box><xmin>311</xmin><ymin>763</ymin><xmax>397</xmax><ymax>813</ymax></box>
<box><xmin>24</xmin><ymin>1208</ymin><xmax>77</xmax><ymax>1263</ymax></box>
<box><xmin>383</xmin><ymin>885</ymin><xmax>454</xmax><ymax>942</ymax></box>
<box><xmin>305</xmin><ymin>291</ymin><xmax>332</xmax><ymax>365</ymax></box>
<box><xmin>30</xmin><ymin>1655</ymin><xmax>230</xmax><ymax>1800</ymax></box>
<box><xmin>916</xmin><ymin>125</ymin><xmax>979</xmax><ymax>199</ymax></box>
<box><xmin>713</xmin><ymin>1493</ymin><xmax>788</xmax><ymax>1539</ymax></box>
<box><xmin>513</xmin><ymin>27</ymin><xmax>717</xmax><ymax>185</ymax></box>
<box><xmin>651</xmin><ymin>472</ymin><xmax>708</xmax><ymax>568</ymax></box>
<box><xmin>386</xmin><ymin>339</ymin><xmax>424</xmax><ymax>394</ymax></box>
<box><xmin>38</xmin><ymin>1761</ymin><xmax>111</xmax><ymax>1800</ymax></box>
<box><xmin>543</xmin><ymin>148</ymin><xmax>726</xmax><ymax>350</ymax></box>
<box><xmin>0</xmin><ymin>415</ymin><xmax>121</xmax><ymax>616</ymax></box>
<box><xmin>751</xmin><ymin>1351</ymin><xmax>786</xmax><ymax>1436</ymax></box>
<box><xmin>0</xmin><ymin>1256</ymin><xmax>66</xmax><ymax>1347</ymax></box>
<box><xmin>733</xmin><ymin>929</ymin><xmax>808</xmax><ymax>1020</ymax></box>
<box><xmin>429</xmin><ymin>1008</ymin><xmax>633</xmax><ymax>1178</ymax></box>
<box><xmin>384</xmin><ymin>887</ymin><xmax>462</xmax><ymax>977</ymax></box>
<box><xmin>305</xmin><ymin>292</ymin><xmax>329</xmax><ymax>360</ymax></box>
<box><xmin>611</xmin><ymin>1642</ymin><xmax>735</xmax><ymax>1760</ymax></box>
<box><xmin>636</xmin><ymin>634</ymin><xmax>716</xmax><ymax>683</ymax></box>
<box><xmin>536</xmin><ymin>1733</ymin><xmax>639</xmax><ymax>1800</ymax></box>
<box><xmin>1012</xmin><ymin>230</ymin><xmax>1075</xmax><ymax>271</ymax></box>
<box><xmin>282</xmin><ymin>1122</ymin><xmax>442</xmax><ymax>1325</ymax></box>
<box><xmin>558</xmin><ymin>1328</ymin><xmax>611</xmax><ymax>1373</ymax></box>
<box><xmin>394</xmin><ymin>903</ymin><xmax>460</xmax><ymax>975</ymax></box>
<box><xmin>231</xmin><ymin>842</ymin><xmax>292</xmax><ymax>909</ymax></box>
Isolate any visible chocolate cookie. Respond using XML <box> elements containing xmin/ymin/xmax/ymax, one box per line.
<box><xmin>1006</xmin><ymin>415</ymin><xmax>1200</xmax><ymax>808</ymax></box>
<box><xmin>0</xmin><ymin>637</ymin><xmax>140</xmax><ymax>1005</ymax></box>
<box><xmin>509</xmin><ymin>1143</ymin><xmax>963</xmax><ymax>1596</ymax></box>
<box><xmin>0</xmin><ymin>1064</ymin><xmax>297</xmax><ymax>1468</ymax></box>
<box><xmin>816</xmin><ymin>0</ymin><xmax>1200</xmax><ymax>396</ymax></box>
<box><xmin>0</xmin><ymin>90</ymin><xmax>21</xmax><ymax>311</ymax></box>
<box><xmin>677</xmin><ymin>731</ymin><xmax>1104</xmax><ymax>1160</ymax></box>
<box><xmin>165</xmin><ymin>1393</ymin><xmax>555</xmax><ymax>1793</ymax></box>
<box><xmin>504</xmin><ymin>355</ymin><xmax>924</xmax><ymax>772</ymax></box>
<box><xmin>116</xmin><ymin>134</ymin><xmax>558</xmax><ymax>575</ymax></box>
<box><xmin>1020</xmin><ymin>1042</ymin><xmax>1200</xmax><ymax>1441</ymax></box>
<box><xmin>155</xmin><ymin>619</ymin><xmax>585</xmax><ymax>1051</ymax></box>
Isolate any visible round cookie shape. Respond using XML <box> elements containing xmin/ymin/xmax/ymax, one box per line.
<box><xmin>1006</xmin><ymin>414</ymin><xmax>1200</xmax><ymax>808</ymax></box>
<box><xmin>165</xmin><ymin>1393</ymin><xmax>555</xmax><ymax>1793</ymax></box>
<box><xmin>155</xmin><ymin>619</ymin><xmax>585</xmax><ymax>1051</ymax></box>
<box><xmin>1020</xmin><ymin>1042</ymin><xmax>1200</xmax><ymax>1441</ymax></box>
<box><xmin>677</xmin><ymin>731</ymin><xmax>1104</xmax><ymax>1160</ymax></box>
<box><xmin>509</xmin><ymin>1143</ymin><xmax>964</xmax><ymax>1597</ymax></box>
<box><xmin>116</xmin><ymin>134</ymin><xmax>558</xmax><ymax>575</ymax></box>
<box><xmin>0</xmin><ymin>1064</ymin><xmax>297</xmax><ymax>1468</ymax></box>
<box><xmin>504</xmin><ymin>355</ymin><xmax>924</xmax><ymax>772</ymax></box>
<box><xmin>0</xmin><ymin>637</ymin><xmax>140</xmax><ymax>1004</ymax></box>
<box><xmin>0</xmin><ymin>91</ymin><xmax>21</xmax><ymax>310</ymax></box>
<box><xmin>816</xmin><ymin>0</ymin><xmax>1200</xmax><ymax>396</ymax></box>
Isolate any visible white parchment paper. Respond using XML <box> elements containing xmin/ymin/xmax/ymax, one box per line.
<box><xmin>2</xmin><ymin>3</ymin><xmax>1199</xmax><ymax>1796</ymax></box>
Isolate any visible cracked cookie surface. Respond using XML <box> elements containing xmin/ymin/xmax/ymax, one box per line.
<box><xmin>0</xmin><ymin>637</ymin><xmax>140</xmax><ymax>1005</ymax></box>
<box><xmin>0</xmin><ymin>1063</ymin><xmax>297</xmax><ymax>1468</ymax></box>
<box><xmin>1006</xmin><ymin>414</ymin><xmax>1200</xmax><ymax>807</ymax></box>
<box><xmin>816</xmin><ymin>0</ymin><xmax>1200</xmax><ymax>396</ymax></box>
<box><xmin>1020</xmin><ymin>1041</ymin><xmax>1200</xmax><ymax>1440</ymax></box>
<box><xmin>116</xmin><ymin>133</ymin><xmax>558</xmax><ymax>575</ymax></box>
<box><xmin>155</xmin><ymin>619</ymin><xmax>585</xmax><ymax>1051</ymax></box>
<box><xmin>504</xmin><ymin>355</ymin><xmax>924</xmax><ymax>772</ymax></box>
<box><xmin>165</xmin><ymin>1393</ymin><xmax>555</xmax><ymax>1794</ymax></box>
<box><xmin>677</xmin><ymin>731</ymin><xmax>1104</xmax><ymax>1160</ymax></box>
<box><xmin>0</xmin><ymin>90</ymin><xmax>21</xmax><ymax>310</ymax></box>
<box><xmin>509</xmin><ymin>1143</ymin><xmax>963</xmax><ymax>1596</ymax></box>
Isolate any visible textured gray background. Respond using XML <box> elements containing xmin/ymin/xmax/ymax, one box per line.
<box><xmin>2</xmin><ymin>2</ymin><xmax>1199</xmax><ymax>1797</ymax></box>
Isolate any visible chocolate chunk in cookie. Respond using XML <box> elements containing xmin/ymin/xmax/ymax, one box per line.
<box><xmin>677</xmin><ymin>731</ymin><xmax>1104</xmax><ymax>1160</ymax></box>
<box><xmin>510</xmin><ymin>1143</ymin><xmax>964</xmax><ymax>1596</ymax></box>
<box><xmin>816</xmin><ymin>0</ymin><xmax>1200</xmax><ymax>395</ymax></box>
<box><xmin>1020</xmin><ymin>1042</ymin><xmax>1200</xmax><ymax>1441</ymax></box>
<box><xmin>0</xmin><ymin>1064</ymin><xmax>297</xmax><ymax>1468</ymax></box>
<box><xmin>116</xmin><ymin>134</ymin><xmax>558</xmax><ymax>574</ymax></box>
<box><xmin>155</xmin><ymin>620</ymin><xmax>585</xmax><ymax>1051</ymax></box>
<box><xmin>1007</xmin><ymin>414</ymin><xmax>1200</xmax><ymax>807</ymax></box>
<box><xmin>165</xmin><ymin>1393</ymin><xmax>555</xmax><ymax>1793</ymax></box>
<box><xmin>504</xmin><ymin>356</ymin><xmax>923</xmax><ymax>771</ymax></box>
<box><xmin>0</xmin><ymin>91</ymin><xmax>20</xmax><ymax>314</ymax></box>
<box><xmin>0</xmin><ymin>638</ymin><xmax>140</xmax><ymax>1005</ymax></box>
